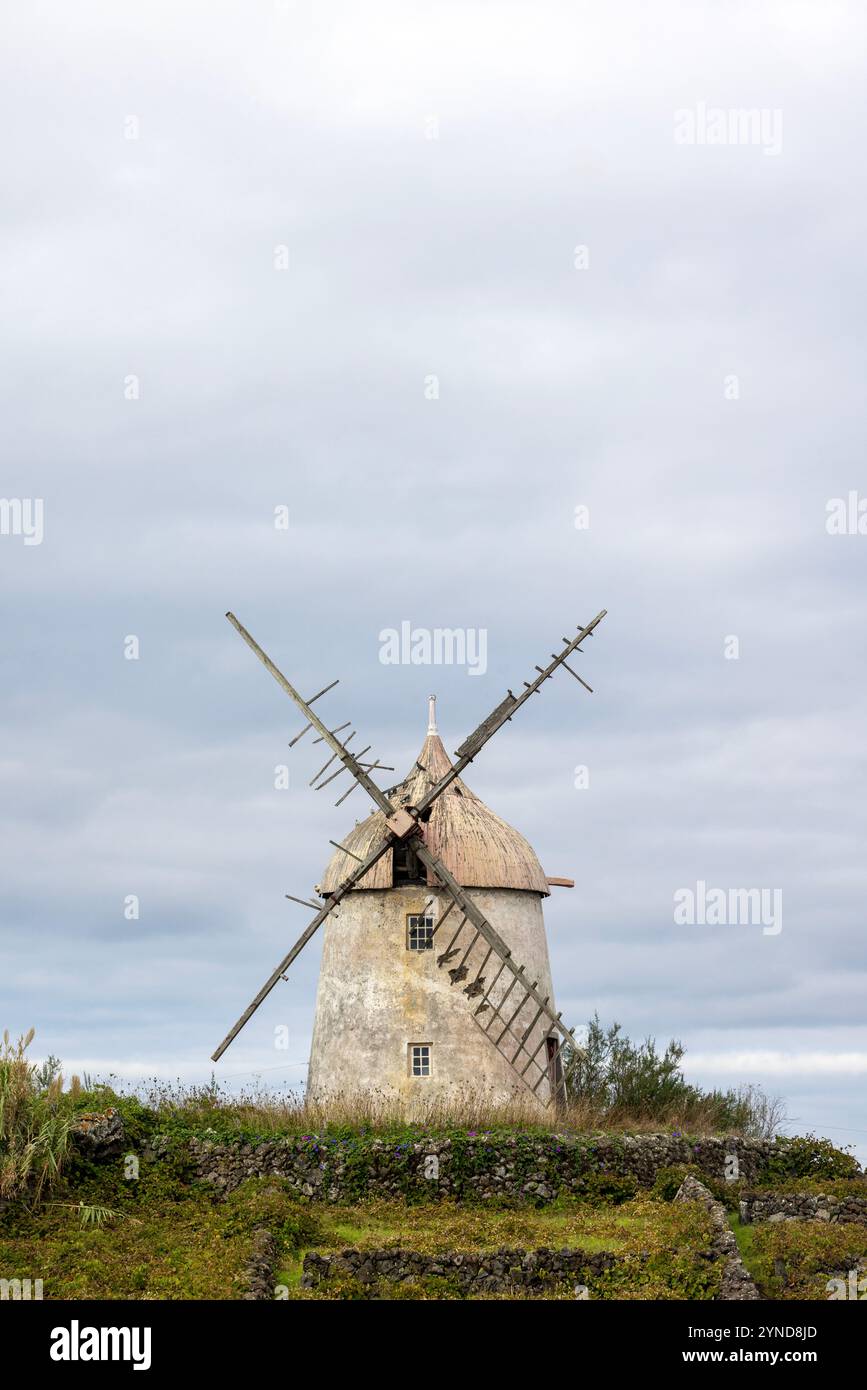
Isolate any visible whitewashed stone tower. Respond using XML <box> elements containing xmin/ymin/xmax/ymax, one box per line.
<box><xmin>307</xmin><ymin>698</ymin><xmax>563</xmax><ymax>1111</ymax></box>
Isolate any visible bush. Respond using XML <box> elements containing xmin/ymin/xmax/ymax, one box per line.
<box><xmin>219</xmin><ymin>1178</ymin><xmax>324</xmax><ymax>1249</ymax></box>
<box><xmin>566</xmin><ymin>1016</ymin><xmax>692</xmax><ymax>1115</ymax></box>
<box><xmin>582</xmin><ymin>1173</ymin><xmax>637</xmax><ymax>1206</ymax></box>
<box><xmin>749</xmin><ymin>1218</ymin><xmax>867</xmax><ymax>1299</ymax></box>
<box><xmin>561</xmin><ymin>1015</ymin><xmax>784</xmax><ymax>1136</ymax></box>
<box><xmin>651</xmin><ymin>1165</ymin><xmax>696</xmax><ymax>1203</ymax></box>
<box><xmin>766</xmin><ymin>1134</ymin><xmax>860</xmax><ymax>1183</ymax></box>
<box><xmin>0</xmin><ymin>1029</ymin><xmax>73</xmax><ymax>1203</ymax></box>
<box><xmin>649</xmin><ymin>1163</ymin><xmax>743</xmax><ymax>1210</ymax></box>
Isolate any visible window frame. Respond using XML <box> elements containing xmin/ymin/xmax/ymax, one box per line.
<box><xmin>406</xmin><ymin>913</ymin><xmax>434</xmax><ymax>952</ymax></box>
<box><xmin>409</xmin><ymin>1043</ymin><xmax>432</xmax><ymax>1078</ymax></box>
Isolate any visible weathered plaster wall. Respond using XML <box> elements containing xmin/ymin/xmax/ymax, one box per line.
<box><xmin>307</xmin><ymin>885</ymin><xmax>558</xmax><ymax>1110</ymax></box>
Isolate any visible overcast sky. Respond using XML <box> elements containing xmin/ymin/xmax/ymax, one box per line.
<box><xmin>2</xmin><ymin>1</ymin><xmax>865</xmax><ymax>1160</ymax></box>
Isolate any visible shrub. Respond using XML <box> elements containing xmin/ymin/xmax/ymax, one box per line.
<box><xmin>765</xmin><ymin>1134</ymin><xmax>860</xmax><ymax>1183</ymax></box>
<box><xmin>749</xmin><ymin>1218</ymin><xmax>867</xmax><ymax>1299</ymax></box>
<box><xmin>561</xmin><ymin>1015</ymin><xmax>784</xmax><ymax>1136</ymax></box>
<box><xmin>649</xmin><ymin>1163</ymin><xmax>742</xmax><ymax>1210</ymax></box>
<box><xmin>582</xmin><ymin>1173</ymin><xmax>637</xmax><ymax>1206</ymax></box>
<box><xmin>220</xmin><ymin>1178</ymin><xmax>324</xmax><ymax>1249</ymax></box>
<box><xmin>0</xmin><ymin>1029</ymin><xmax>73</xmax><ymax>1203</ymax></box>
<box><xmin>651</xmin><ymin>1165</ymin><xmax>696</xmax><ymax>1203</ymax></box>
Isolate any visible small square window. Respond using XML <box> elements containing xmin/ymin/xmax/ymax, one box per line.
<box><xmin>407</xmin><ymin>914</ymin><xmax>434</xmax><ymax>951</ymax></box>
<box><xmin>411</xmin><ymin>1044</ymin><xmax>431</xmax><ymax>1077</ymax></box>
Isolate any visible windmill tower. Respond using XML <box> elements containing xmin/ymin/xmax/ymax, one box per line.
<box><xmin>212</xmin><ymin>609</ymin><xmax>607</xmax><ymax>1110</ymax></box>
<box><xmin>308</xmin><ymin>696</ymin><xmax>566</xmax><ymax>1109</ymax></box>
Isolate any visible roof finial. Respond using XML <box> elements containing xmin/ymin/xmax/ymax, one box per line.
<box><xmin>427</xmin><ymin>694</ymin><xmax>438</xmax><ymax>735</ymax></box>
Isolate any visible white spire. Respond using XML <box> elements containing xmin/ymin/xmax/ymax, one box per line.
<box><xmin>427</xmin><ymin>694</ymin><xmax>438</xmax><ymax>735</ymax></box>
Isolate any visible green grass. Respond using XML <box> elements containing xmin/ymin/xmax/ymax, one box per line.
<box><xmin>2</xmin><ymin>1033</ymin><xmax>860</xmax><ymax>1302</ymax></box>
<box><xmin>0</xmin><ymin>1168</ymin><xmax>719</xmax><ymax>1301</ymax></box>
<box><xmin>728</xmin><ymin>1212</ymin><xmax>761</xmax><ymax>1284</ymax></box>
<box><xmin>270</xmin><ymin>1194</ymin><xmax>721</xmax><ymax>1300</ymax></box>
<box><xmin>0</xmin><ymin>1191</ymin><xmax>253</xmax><ymax>1300</ymax></box>
<box><xmin>745</xmin><ymin>1218</ymin><xmax>867</xmax><ymax>1300</ymax></box>
<box><xmin>6</xmin><ymin>1127</ymin><xmax>862</xmax><ymax>1301</ymax></box>
<box><xmin>312</xmin><ymin>1198</ymin><xmax>684</xmax><ymax>1254</ymax></box>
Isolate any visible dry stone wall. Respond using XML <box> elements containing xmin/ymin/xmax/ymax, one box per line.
<box><xmin>241</xmin><ymin>1229</ymin><xmax>278</xmax><ymax>1301</ymax></box>
<box><xmin>741</xmin><ymin>1192</ymin><xmax>867</xmax><ymax>1226</ymax></box>
<box><xmin>674</xmin><ymin>1174</ymin><xmax>760</xmax><ymax>1301</ymax></box>
<box><xmin>186</xmin><ymin>1132</ymin><xmax>775</xmax><ymax>1201</ymax></box>
<box><xmin>302</xmin><ymin>1246</ymin><xmax>617</xmax><ymax>1294</ymax></box>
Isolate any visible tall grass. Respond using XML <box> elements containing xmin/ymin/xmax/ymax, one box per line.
<box><xmin>93</xmin><ymin>1014</ymin><xmax>785</xmax><ymax>1140</ymax></box>
<box><xmin>1</xmin><ymin>1016</ymin><xmax>784</xmax><ymax>1182</ymax></box>
<box><xmin>125</xmin><ymin>1072</ymin><xmax>782</xmax><ymax>1140</ymax></box>
<box><xmin>0</xmin><ymin>1029</ymin><xmax>74</xmax><ymax>1202</ymax></box>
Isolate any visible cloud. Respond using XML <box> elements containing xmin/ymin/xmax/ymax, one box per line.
<box><xmin>1</xmin><ymin>0</ymin><xmax>865</xmax><ymax>1162</ymax></box>
<box><xmin>688</xmin><ymin>1051</ymin><xmax>867</xmax><ymax>1077</ymax></box>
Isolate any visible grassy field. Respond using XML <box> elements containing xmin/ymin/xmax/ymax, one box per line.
<box><xmin>731</xmin><ymin>1212</ymin><xmax>867</xmax><ymax>1300</ymax></box>
<box><xmin>3</xmin><ymin>1130</ymin><xmax>865</xmax><ymax>1300</ymax></box>
<box><xmin>0</xmin><ymin>1174</ymin><xmax>722</xmax><ymax>1301</ymax></box>
<box><xmin>2</xmin><ymin>1034</ymin><xmax>863</xmax><ymax>1302</ymax></box>
<box><xmin>276</xmin><ymin>1191</ymin><xmax>723</xmax><ymax>1299</ymax></box>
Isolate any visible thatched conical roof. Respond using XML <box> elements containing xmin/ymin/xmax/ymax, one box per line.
<box><xmin>317</xmin><ymin>701</ymin><xmax>549</xmax><ymax>896</ymax></box>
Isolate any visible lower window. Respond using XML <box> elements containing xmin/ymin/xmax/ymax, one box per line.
<box><xmin>410</xmin><ymin>1044</ymin><xmax>431</xmax><ymax>1077</ymax></box>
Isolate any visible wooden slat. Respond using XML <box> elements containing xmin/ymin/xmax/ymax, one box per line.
<box><xmin>225</xmin><ymin>612</ymin><xmax>394</xmax><ymax>816</ymax></box>
<box><xmin>210</xmin><ymin>826</ymin><xmax>396</xmax><ymax>1061</ymax></box>
<box><xmin>416</xmin><ymin>610</ymin><xmax>606</xmax><ymax>815</ymax></box>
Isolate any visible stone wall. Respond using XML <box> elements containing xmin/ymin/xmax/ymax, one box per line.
<box><xmin>187</xmin><ymin>1132</ymin><xmax>775</xmax><ymax>1201</ymax></box>
<box><xmin>301</xmin><ymin>1246</ymin><xmax>617</xmax><ymax>1294</ymax></box>
<box><xmin>740</xmin><ymin>1192</ymin><xmax>867</xmax><ymax>1226</ymax></box>
<box><xmin>674</xmin><ymin>1174</ymin><xmax>759</xmax><ymax>1300</ymax></box>
<box><xmin>242</xmin><ymin>1229</ymin><xmax>278</xmax><ymax>1301</ymax></box>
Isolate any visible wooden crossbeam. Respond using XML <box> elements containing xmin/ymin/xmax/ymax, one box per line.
<box><xmin>519</xmin><ymin>1014</ymin><xmax>561</xmax><ymax>1077</ymax></box>
<box><xmin>211</xmin><ymin>826</ymin><xmax>397</xmax><ymax>1061</ymax></box>
<box><xmin>510</xmin><ymin>999</ymin><xmax>548</xmax><ymax>1064</ymax></box>
<box><xmin>429</xmin><ymin>900</ymin><xmax>457</xmax><ymax>938</ymax></box>
<box><xmin>288</xmin><ymin>680</ymin><xmax>340</xmax><ymax>746</ymax></box>
<box><xmin>225</xmin><ymin>613</ymin><xmax>394</xmax><ymax>816</ymax></box>
<box><xmin>315</xmin><ymin>745</ymin><xmax>371</xmax><ymax>790</ymax></box>
<box><xmin>416</xmin><ymin>610</ymin><xmax>606</xmax><ymax>814</ymax></box>
<box><xmin>495</xmin><ymin>981</ymin><xmax>537</xmax><ymax>1046</ymax></box>
<box><xmin>309</xmin><ymin>732</ymin><xmax>356</xmax><ymax>786</ymax></box>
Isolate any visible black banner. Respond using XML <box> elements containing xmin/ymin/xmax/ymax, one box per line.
<box><xmin>8</xmin><ymin>1296</ymin><xmax>862</xmax><ymax>1375</ymax></box>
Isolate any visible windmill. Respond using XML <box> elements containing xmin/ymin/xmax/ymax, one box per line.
<box><xmin>212</xmin><ymin>608</ymin><xmax>607</xmax><ymax>1108</ymax></box>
